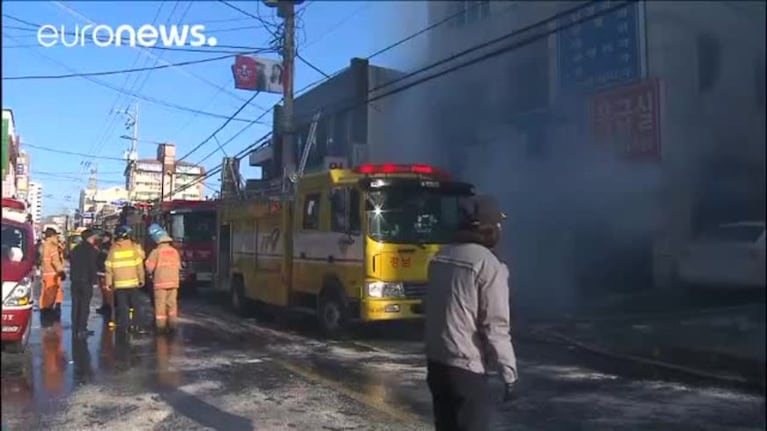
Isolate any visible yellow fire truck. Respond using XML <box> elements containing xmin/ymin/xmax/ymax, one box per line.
<box><xmin>216</xmin><ymin>163</ymin><xmax>476</xmax><ymax>336</ymax></box>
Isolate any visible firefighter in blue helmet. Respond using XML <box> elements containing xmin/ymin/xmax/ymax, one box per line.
<box><xmin>145</xmin><ymin>224</ymin><xmax>182</xmax><ymax>334</ymax></box>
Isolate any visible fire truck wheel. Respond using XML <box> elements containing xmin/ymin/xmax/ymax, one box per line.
<box><xmin>318</xmin><ymin>291</ymin><xmax>346</xmax><ymax>338</ymax></box>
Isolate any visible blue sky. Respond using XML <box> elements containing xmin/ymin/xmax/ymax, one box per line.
<box><xmin>2</xmin><ymin>0</ymin><xmax>424</xmax><ymax>215</ymax></box>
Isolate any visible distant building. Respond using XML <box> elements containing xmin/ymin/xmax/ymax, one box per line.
<box><xmin>2</xmin><ymin>109</ymin><xmax>20</xmax><ymax>199</ymax></box>
<box><xmin>79</xmin><ymin>185</ymin><xmax>129</xmax><ymax>227</ymax></box>
<box><xmin>15</xmin><ymin>150</ymin><xmax>29</xmax><ymax>202</ymax></box>
<box><xmin>125</xmin><ymin>143</ymin><xmax>205</xmax><ymax>202</ymax></box>
<box><xmin>28</xmin><ymin>181</ymin><xmax>42</xmax><ymax>226</ymax></box>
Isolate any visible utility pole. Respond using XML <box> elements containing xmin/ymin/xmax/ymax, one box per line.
<box><xmin>278</xmin><ymin>1</ymin><xmax>296</xmax><ymax>194</ymax></box>
<box><xmin>118</xmin><ymin>103</ymin><xmax>139</xmax><ymax>201</ymax></box>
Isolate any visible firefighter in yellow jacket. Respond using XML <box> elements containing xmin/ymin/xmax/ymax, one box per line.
<box><xmin>145</xmin><ymin>224</ymin><xmax>181</xmax><ymax>334</ymax></box>
<box><xmin>40</xmin><ymin>227</ymin><xmax>66</xmax><ymax>315</ymax></box>
<box><xmin>105</xmin><ymin>225</ymin><xmax>146</xmax><ymax>334</ymax></box>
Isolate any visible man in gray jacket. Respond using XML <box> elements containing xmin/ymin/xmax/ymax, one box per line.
<box><xmin>425</xmin><ymin>194</ymin><xmax>517</xmax><ymax>431</ymax></box>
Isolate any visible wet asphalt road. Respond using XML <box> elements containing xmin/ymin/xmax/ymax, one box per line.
<box><xmin>1</xmin><ymin>284</ymin><xmax>765</xmax><ymax>431</ymax></box>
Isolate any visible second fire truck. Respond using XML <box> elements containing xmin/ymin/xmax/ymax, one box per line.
<box><xmin>122</xmin><ymin>200</ymin><xmax>217</xmax><ymax>292</ymax></box>
<box><xmin>216</xmin><ymin>163</ymin><xmax>476</xmax><ymax>336</ymax></box>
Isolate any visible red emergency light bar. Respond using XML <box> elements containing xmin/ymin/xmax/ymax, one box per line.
<box><xmin>1</xmin><ymin>198</ymin><xmax>26</xmax><ymax>211</ymax></box>
<box><xmin>353</xmin><ymin>164</ymin><xmax>447</xmax><ymax>177</ymax></box>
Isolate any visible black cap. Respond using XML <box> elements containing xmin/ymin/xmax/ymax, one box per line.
<box><xmin>459</xmin><ymin>195</ymin><xmax>507</xmax><ymax>227</ymax></box>
<box><xmin>44</xmin><ymin>227</ymin><xmax>58</xmax><ymax>236</ymax></box>
<box><xmin>81</xmin><ymin>229</ymin><xmax>97</xmax><ymax>240</ymax></box>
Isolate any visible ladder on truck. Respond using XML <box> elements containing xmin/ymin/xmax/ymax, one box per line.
<box><xmin>289</xmin><ymin>111</ymin><xmax>322</xmax><ymax>186</ymax></box>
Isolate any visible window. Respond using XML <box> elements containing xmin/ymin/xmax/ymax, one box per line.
<box><xmin>302</xmin><ymin>192</ymin><xmax>321</xmax><ymax>230</ymax></box>
<box><xmin>170</xmin><ymin>211</ymin><xmax>216</xmax><ymax>242</ymax></box>
<box><xmin>1</xmin><ymin>224</ymin><xmax>28</xmax><ymax>261</ymax></box>
<box><xmin>330</xmin><ymin>188</ymin><xmax>361</xmax><ymax>234</ymax></box>
<box><xmin>447</xmin><ymin>1</ymin><xmax>490</xmax><ymax>28</ymax></box>
<box><xmin>696</xmin><ymin>33</ymin><xmax>721</xmax><ymax>93</ymax></box>
<box><xmin>366</xmin><ymin>188</ymin><xmax>468</xmax><ymax>244</ymax></box>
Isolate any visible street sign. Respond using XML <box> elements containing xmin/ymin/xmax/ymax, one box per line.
<box><xmin>557</xmin><ymin>1</ymin><xmax>644</xmax><ymax>93</ymax></box>
<box><xmin>81</xmin><ymin>212</ymin><xmax>94</xmax><ymax>219</ymax></box>
<box><xmin>590</xmin><ymin>78</ymin><xmax>661</xmax><ymax>161</ymax></box>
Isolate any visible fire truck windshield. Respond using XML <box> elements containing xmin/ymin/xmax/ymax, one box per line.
<box><xmin>2</xmin><ymin>223</ymin><xmax>28</xmax><ymax>261</ymax></box>
<box><xmin>169</xmin><ymin>211</ymin><xmax>215</xmax><ymax>243</ymax></box>
<box><xmin>365</xmin><ymin>188</ymin><xmax>466</xmax><ymax>244</ymax></box>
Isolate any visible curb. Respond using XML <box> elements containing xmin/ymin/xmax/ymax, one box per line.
<box><xmin>525</xmin><ymin>327</ymin><xmax>764</xmax><ymax>392</ymax></box>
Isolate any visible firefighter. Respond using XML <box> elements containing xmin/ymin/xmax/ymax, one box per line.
<box><xmin>96</xmin><ymin>231</ymin><xmax>113</xmax><ymax>318</ymax></box>
<box><xmin>124</xmin><ymin>226</ymin><xmax>147</xmax><ymax>319</ymax></box>
<box><xmin>145</xmin><ymin>224</ymin><xmax>181</xmax><ymax>334</ymax></box>
<box><xmin>40</xmin><ymin>227</ymin><xmax>66</xmax><ymax>317</ymax></box>
<box><xmin>105</xmin><ymin>225</ymin><xmax>146</xmax><ymax>335</ymax></box>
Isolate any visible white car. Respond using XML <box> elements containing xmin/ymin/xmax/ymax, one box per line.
<box><xmin>677</xmin><ymin>221</ymin><xmax>766</xmax><ymax>288</ymax></box>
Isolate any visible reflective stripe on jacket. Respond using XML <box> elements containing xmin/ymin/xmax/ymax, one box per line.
<box><xmin>41</xmin><ymin>238</ymin><xmax>64</xmax><ymax>276</ymax></box>
<box><xmin>146</xmin><ymin>243</ymin><xmax>181</xmax><ymax>289</ymax></box>
<box><xmin>105</xmin><ymin>239</ymin><xmax>146</xmax><ymax>289</ymax></box>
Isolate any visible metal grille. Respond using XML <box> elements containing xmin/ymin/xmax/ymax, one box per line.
<box><xmin>403</xmin><ymin>283</ymin><xmax>427</xmax><ymax>299</ymax></box>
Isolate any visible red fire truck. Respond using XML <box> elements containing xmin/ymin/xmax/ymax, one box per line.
<box><xmin>2</xmin><ymin>198</ymin><xmax>36</xmax><ymax>353</ymax></box>
<box><xmin>154</xmin><ymin>200</ymin><xmax>217</xmax><ymax>291</ymax></box>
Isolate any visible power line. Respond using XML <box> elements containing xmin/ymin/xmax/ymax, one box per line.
<box><xmin>175</xmin><ymin>91</ymin><xmax>262</xmax><ymax>164</ymax></box>
<box><xmin>172</xmin><ymin>0</ymin><xmax>531</xmax><ymax>180</ymax></box>
<box><xmin>33</xmin><ymin>171</ymin><xmax>124</xmax><ymax>184</ymax></box>
<box><xmin>1</xmin><ymin>22</ymin><xmax>269</xmax><ymax>35</ymax></box>
<box><xmin>3</xmin><ymin>51</ymin><xmax>265</xmax><ymax>80</ymax></box>
<box><xmin>297</xmin><ymin>52</ymin><xmax>330</xmax><ymax>78</ymax></box>
<box><xmin>294</xmin><ymin>0</ymin><xmax>614</xmax><ymax>126</ymax></box>
<box><xmin>50</xmin><ymin>1</ymin><xmax>262</xmax><ymax>108</ymax></box>
<box><xmin>181</xmin><ymin>0</ymin><xmax>628</xmax><ymax>196</ymax></box>
<box><xmin>82</xmin><ymin>1</ymin><xmax>175</xmax><ymax>172</ymax></box>
<box><xmin>31</xmin><ymin>170</ymin><xmax>124</xmax><ymax>175</ymax></box>
<box><xmin>23</xmin><ymin>143</ymin><xmax>127</xmax><ymax>160</ymax></box>
<box><xmin>194</xmin><ymin>119</ymin><xmax>261</xmax><ymax>165</ymax></box>
<box><xmin>1</xmin><ymin>14</ymin><xmax>269</xmax><ymax>53</ymax></box>
<box><xmin>218</xmin><ymin>0</ymin><xmax>279</xmax><ymax>33</ymax></box>
<box><xmin>171</xmin><ymin>132</ymin><xmax>272</xmax><ymax>197</ymax></box>
<box><xmin>2</xmin><ymin>33</ymin><xmax>266</xmax><ymax>123</ymax></box>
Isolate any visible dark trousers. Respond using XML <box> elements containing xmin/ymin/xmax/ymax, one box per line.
<box><xmin>70</xmin><ymin>283</ymin><xmax>93</xmax><ymax>333</ymax></box>
<box><xmin>427</xmin><ymin>361</ymin><xmax>493</xmax><ymax>431</ymax></box>
<box><xmin>114</xmin><ymin>288</ymin><xmax>141</xmax><ymax>330</ymax></box>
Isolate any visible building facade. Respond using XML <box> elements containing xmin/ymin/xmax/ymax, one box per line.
<box><xmin>248</xmin><ymin>58</ymin><xmax>405</xmax><ymax>186</ymax></box>
<box><xmin>79</xmin><ymin>185</ymin><xmax>129</xmax><ymax>227</ymax></box>
<box><xmin>414</xmin><ymin>1</ymin><xmax>765</xmax><ymax>312</ymax></box>
<box><xmin>28</xmin><ymin>181</ymin><xmax>43</xmax><ymax>226</ymax></box>
<box><xmin>2</xmin><ymin>109</ymin><xmax>20</xmax><ymax>199</ymax></box>
<box><xmin>125</xmin><ymin>143</ymin><xmax>205</xmax><ymax>202</ymax></box>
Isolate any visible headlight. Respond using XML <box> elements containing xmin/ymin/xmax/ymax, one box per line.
<box><xmin>366</xmin><ymin>281</ymin><xmax>404</xmax><ymax>298</ymax></box>
<box><xmin>4</xmin><ymin>276</ymin><xmax>32</xmax><ymax>307</ymax></box>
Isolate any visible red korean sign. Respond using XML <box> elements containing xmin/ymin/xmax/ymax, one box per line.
<box><xmin>590</xmin><ymin>79</ymin><xmax>662</xmax><ymax>161</ymax></box>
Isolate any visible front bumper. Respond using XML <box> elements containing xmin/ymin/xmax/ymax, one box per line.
<box><xmin>1</xmin><ymin>306</ymin><xmax>33</xmax><ymax>342</ymax></box>
<box><xmin>361</xmin><ymin>298</ymin><xmax>424</xmax><ymax>322</ymax></box>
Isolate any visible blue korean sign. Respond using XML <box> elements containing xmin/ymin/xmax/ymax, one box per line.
<box><xmin>557</xmin><ymin>1</ymin><xmax>643</xmax><ymax>93</ymax></box>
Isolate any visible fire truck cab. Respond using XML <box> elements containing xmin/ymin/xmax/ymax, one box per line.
<box><xmin>2</xmin><ymin>198</ymin><xmax>36</xmax><ymax>353</ymax></box>
<box><xmin>217</xmin><ymin>163</ymin><xmax>475</xmax><ymax>336</ymax></box>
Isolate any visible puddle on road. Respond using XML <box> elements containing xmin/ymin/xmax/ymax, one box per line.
<box><xmin>1</xmin><ymin>286</ymin><xmax>188</xmax><ymax>416</ymax></box>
